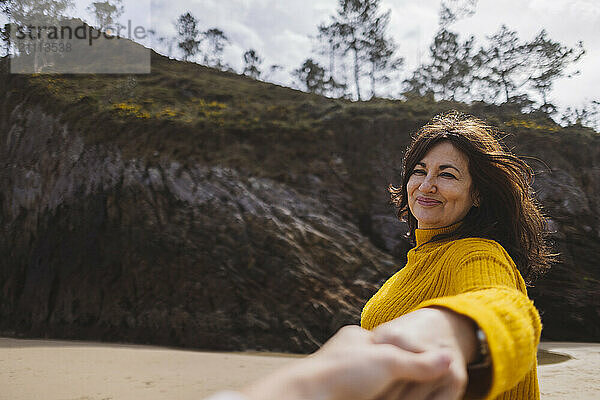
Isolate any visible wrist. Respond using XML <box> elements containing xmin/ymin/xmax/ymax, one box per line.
<box><xmin>468</xmin><ymin>326</ymin><xmax>491</xmax><ymax>369</ymax></box>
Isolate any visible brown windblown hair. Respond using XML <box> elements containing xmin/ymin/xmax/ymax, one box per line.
<box><xmin>389</xmin><ymin>110</ymin><xmax>559</xmax><ymax>283</ymax></box>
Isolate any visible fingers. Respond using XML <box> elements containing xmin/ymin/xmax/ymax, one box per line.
<box><xmin>427</xmin><ymin>364</ymin><xmax>468</xmax><ymax>400</ymax></box>
<box><xmin>429</xmin><ymin>377</ymin><xmax>468</xmax><ymax>400</ymax></box>
<box><xmin>375</xmin><ymin>381</ymin><xmax>410</xmax><ymax>400</ymax></box>
<box><xmin>393</xmin><ymin>380</ymin><xmax>440</xmax><ymax>400</ymax></box>
<box><xmin>375</xmin><ymin>344</ymin><xmax>452</xmax><ymax>382</ymax></box>
<box><xmin>375</xmin><ymin>362</ymin><xmax>467</xmax><ymax>400</ymax></box>
<box><xmin>429</xmin><ymin>384</ymin><xmax>465</xmax><ymax>400</ymax></box>
<box><xmin>372</xmin><ymin>325</ymin><xmax>425</xmax><ymax>353</ymax></box>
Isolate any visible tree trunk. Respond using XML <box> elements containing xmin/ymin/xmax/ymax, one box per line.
<box><xmin>329</xmin><ymin>43</ymin><xmax>335</xmax><ymax>80</ymax></box>
<box><xmin>370</xmin><ymin>60</ymin><xmax>376</xmax><ymax>99</ymax></box>
<box><xmin>501</xmin><ymin>73</ymin><xmax>510</xmax><ymax>102</ymax></box>
<box><xmin>353</xmin><ymin>46</ymin><xmax>361</xmax><ymax>101</ymax></box>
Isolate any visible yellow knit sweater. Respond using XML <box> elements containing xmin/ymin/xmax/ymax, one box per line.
<box><xmin>361</xmin><ymin>220</ymin><xmax>541</xmax><ymax>399</ymax></box>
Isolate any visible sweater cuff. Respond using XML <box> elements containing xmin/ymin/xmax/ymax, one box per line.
<box><xmin>415</xmin><ymin>290</ymin><xmax>540</xmax><ymax>399</ymax></box>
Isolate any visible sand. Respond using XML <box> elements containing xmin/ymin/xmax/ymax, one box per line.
<box><xmin>537</xmin><ymin>342</ymin><xmax>600</xmax><ymax>399</ymax></box>
<box><xmin>0</xmin><ymin>338</ymin><xmax>598</xmax><ymax>400</ymax></box>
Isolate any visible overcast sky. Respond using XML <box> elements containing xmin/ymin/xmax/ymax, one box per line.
<box><xmin>19</xmin><ymin>0</ymin><xmax>600</xmax><ymax>113</ymax></box>
<box><xmin>142</xmin><ymin>0</ymin><xmax>600</xmax><ymax>112</ymax></box>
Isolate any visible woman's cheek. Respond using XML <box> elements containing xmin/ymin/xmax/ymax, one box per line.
<box><xmin>407</xmin><ymin>177</ymin><xmax>420</xmax><ymax>191</ymax></box>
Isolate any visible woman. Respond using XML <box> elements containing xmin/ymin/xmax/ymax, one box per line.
<box><xmin>361</xmin><ymin>110</ymin><xmax>558</xmax><ymax>399</ymax></box>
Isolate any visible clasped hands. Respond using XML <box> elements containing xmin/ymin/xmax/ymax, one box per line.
<box><xmin>242</xmin><ymin>307</ymin><xmax>478</xmax><ymax>400</ymax></box>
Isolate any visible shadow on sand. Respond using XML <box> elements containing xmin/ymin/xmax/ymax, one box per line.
<box><xmin>537</xmin><ymin>349</ymin><xmax>572</xmax><ymax>365</ymax></box>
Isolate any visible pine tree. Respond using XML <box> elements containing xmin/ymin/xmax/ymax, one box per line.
<box><xmin>561</xmin><ymin>100</ymin><xmax>600</xmax><ymax>130</ymax></box>
<box><xmin>316</xmin><ymin>23</ymin><xmax>341</xmax><ymax>82</ymax></box>
<box><xmin>1</xmin><ymin>22</ymin><xmax>10</xmax><ymax>56</ymax></box>
<box><xmin>403</xmin><ymin>0</ymin><xmax>477</xmax><ymax>100</ymax></box>
<box><xmin>294</xmin><ymin>58</ymin><xmax>327</xmax><ymax>94</ymax></box>
<box><xmin>402</xmin><ymin>67</ymin><xmax>432</xmax><ymax>98</ymax></box>
<box><xmin>315</xmin><ymin>23</ymin><xmax>347</xmax><ymax>98</ymax></box>
<box><xmin>527</xmin><ymin>29</ymin><xmax>584</xmax><ymax>113</ymax></box>
<box><xmin>86</xmin><ymin>0</ymin><xmax>123</xmax><ymax>32</ymax></box>
<box><xmin>403</xmin><ymin>29</ymin><xmax>475</xmax><ymax>101</ymax></box>
<box><xmin>320</xmin><ymin>0</ymin><xmax>393</xmax><ymax>101</ymax></box>
<box><xmin>364</xmin><ymin>8</ymin><xmax>403</xmax><ymax>98</ymax></box>
<box><xmin>8</xmin><ymin>0</ymin><xmax>74</xmax><ymax>72</ymax></box>
<box><xmin>202</xmin><ymin>28</ymin><xmax>229</xmax><ymax>69</ymax></box>
<box><xmin>439</xmin><ymin>0</ymin><xmax>477</xmax><ymax>28</ymax></box>
<box><xmin>476</xmin><ymin>25</ymin><xmax>530</xmax><ymax>103</ymax></box>
<box><xmin>242</xmin><ymin>49</ymin><xmax>262</xmax><ymax>79</ymax></box>
<box><xmin>175</xmin><ymin>12</ymin><xmax>201</xmax><ymax>62</ymax></box>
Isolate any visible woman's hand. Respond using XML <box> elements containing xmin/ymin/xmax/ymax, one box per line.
<box><xmin>371</xmin><ymin>307</ymin><xmax>479</xmax><ymax>400</ymax></box>
<box><xmin>241</xmin><ymin>325</ymin><xmax>453</xmax><ymax>400</ymax></box>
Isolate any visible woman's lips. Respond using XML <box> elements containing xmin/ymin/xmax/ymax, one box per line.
<box><xmin>417</xmin><ymin>197</ymin><xmax>442</xmax><ymax>206</ymax></box>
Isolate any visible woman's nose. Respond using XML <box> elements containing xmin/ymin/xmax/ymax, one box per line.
<box><xmin>419</xmin><ymin>175</ymin><xmax>437</xmax><ymax>192</ymax></box>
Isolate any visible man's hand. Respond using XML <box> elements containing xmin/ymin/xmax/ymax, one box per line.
<box><xmin>241</xmin><ymin>325</ymin><xmax>453</xmax><ymax>400</ymax></box>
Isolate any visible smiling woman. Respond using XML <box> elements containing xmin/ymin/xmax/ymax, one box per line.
<box><xmin>360</xmin><ymin>110</ymin><xmax>560</xmax><ymax>399</ymax></box>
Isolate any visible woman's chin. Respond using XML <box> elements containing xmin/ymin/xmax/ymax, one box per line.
<box><xmin>415</xmin><ymin>214</ymin><xmax>441</xmax><ymax>226</ymax></box>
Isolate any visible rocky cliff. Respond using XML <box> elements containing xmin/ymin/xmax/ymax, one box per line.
<box><xmin>1</xmin><ymin>54</ymin><xmax>599</xmax><ymax>352</ymax></box>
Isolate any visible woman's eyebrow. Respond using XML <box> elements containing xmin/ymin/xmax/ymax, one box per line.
<box><xmin>416</xmin><ymin>161</ymin><xmax>461</xmax><ymax>173</ymax></box>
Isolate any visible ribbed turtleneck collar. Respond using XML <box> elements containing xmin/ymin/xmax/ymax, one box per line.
<box><xmin>415</xmin><ymin>220</ymin><xmax>464</xmax><ymax>247</ymax></box>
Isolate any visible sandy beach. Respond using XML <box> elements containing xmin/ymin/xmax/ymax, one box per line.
<box><xmin>1</xmin><ymin>338</ymin><xmax>598</xmax><ymax>400</ymax></box>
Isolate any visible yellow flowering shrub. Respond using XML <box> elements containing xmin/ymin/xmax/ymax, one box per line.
<box><xmin>191</xmin><ymin>98</ymin><xmax>227</xmax><ymax>110</ymax></box>
<box><xmin>505</xmin><ymin>119</ymin><xmax>559</xmax><ymax>132</ymax></box>
<box><xmin>111</xmin><ymin>102</ymin><xmax>150</xmax><ymax>119</ymax></box>
<box><xmin>157</xmin><ymin>107</ymin><xmax>179</xmax><ymax>119</ymax></box>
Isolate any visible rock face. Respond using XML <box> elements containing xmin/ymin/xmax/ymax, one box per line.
<box><xmin>0</xmin><ymin>104</ymin><xmax>395</xmax><ymax>352</ymax></box>
<box><xmin>1</xmin><ymin>94</ymin><xmax>599</xmax><ymax>352</ymax></box>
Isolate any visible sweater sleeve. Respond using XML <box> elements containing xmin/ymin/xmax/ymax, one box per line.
<box><xmin>414</xmin><ymin>240</ymin><xmax>541</xmax><ymax>399</ymax></box>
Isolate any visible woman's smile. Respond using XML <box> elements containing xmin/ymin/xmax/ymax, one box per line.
<box><xmin>416</xmin><ymin>196</ymin><xmax>442</xmax><ymax>206</ymax></box>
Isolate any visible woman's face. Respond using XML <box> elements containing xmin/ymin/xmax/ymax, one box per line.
<box><xmin>407</xmin><ymin>141</ymin><xmax>477</xmax><ymax>229</ymax></box>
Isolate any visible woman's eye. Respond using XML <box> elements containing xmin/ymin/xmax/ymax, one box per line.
<box><xmin>411</xmin><ymin>170</ymin><xmax>455</xmax><ymax>179</ymax></box>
